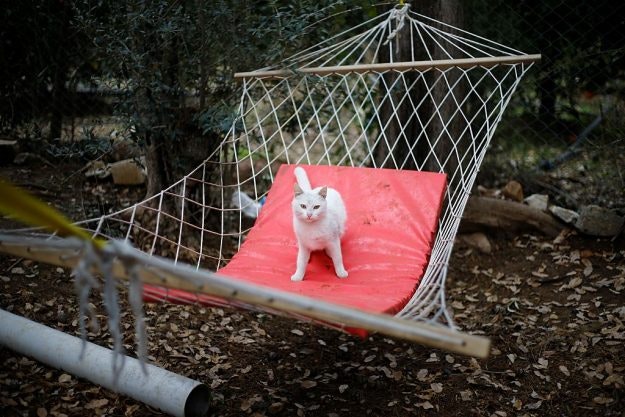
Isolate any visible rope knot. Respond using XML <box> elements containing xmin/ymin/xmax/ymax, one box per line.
<box><xmin>385</xmin><ymin>3</ymin><xmax>411</xmax><ymax>45</ymax></box>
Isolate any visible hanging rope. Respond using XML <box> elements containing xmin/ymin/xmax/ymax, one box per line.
<box><xmin>385</xmin><ymin>3</ymin><xmax>410</xmax><ymax>45</ymax></box>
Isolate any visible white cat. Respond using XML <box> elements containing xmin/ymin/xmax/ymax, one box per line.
<box><xmin>291</xmin><ymin>166</ymin><xmax>348</xmax><ymax>282</ymax></box>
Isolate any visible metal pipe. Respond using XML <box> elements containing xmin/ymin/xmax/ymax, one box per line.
<box><xmin>0</xmin><ymin>309</ymin><xmax>210</xmax><ymax>417</ymax></box>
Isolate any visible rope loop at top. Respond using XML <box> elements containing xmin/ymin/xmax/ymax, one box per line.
<box><xmin>385</xmin><ymin>3</ymin><xmax>411</xmax><ymax>44</ymax></box>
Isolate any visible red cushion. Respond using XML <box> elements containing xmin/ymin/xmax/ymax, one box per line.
<box><xmin>145</xmin><ymin>164</ymin><xmax>446</xmax><ymax>330</ymax></box>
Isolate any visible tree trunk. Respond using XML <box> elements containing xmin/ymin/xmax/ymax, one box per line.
<box><xmin>538</xmin><ymin>73</ymin><xmax>557</xmax><ymax>126</ymax></box>
<box><xmin>48</xmin><ymin>3</ymin><xmax>72</xmax><ymax>141</ymax></box>
<box><xmin>144</xmin><ymin>132</ymin><xmax>172</xmax><ymax>199</ymax></box>
<box><xmin>416</xmin><ymin>0</ymin><xmax>465</xmax><ymax>174</ymax></box>
<box><xmin>141</xmin><ymin>14</ymin><xmax>182</xmax><ymax>199</ymax></box>
<box><xmin>48</xmin><ymin>69</ymin><xmax>66</xmax><ymax>142</ymax></box>
<box><xmin>375</xmin><ymin>0</ymin><xmax>465</xmax><ymax>174</ymax></box>
<box><xmin>375</xmin><ymin>11</ymin><xmax>419</xmax><ymax>170</ymax></box>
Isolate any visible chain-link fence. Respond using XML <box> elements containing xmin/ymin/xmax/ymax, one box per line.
<box><xmin>468</xmin><ymin>0</ymin><xmax>625</xmax><ymax>210</ymax></box>
<box><xmin>2</xmin><ymin>1</ymin><xmax>624</xmax><ymax>209</ymax></box>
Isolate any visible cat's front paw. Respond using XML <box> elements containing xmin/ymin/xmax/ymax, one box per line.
<box><xmin>291</xmin><ymin>273</ymin><xmax>304</xmax><ymax>282</ymax></box>
<box><xmin>335</xmin><ymin>268</ymin><xmax>348</xmax><ymax>279</ymax></box>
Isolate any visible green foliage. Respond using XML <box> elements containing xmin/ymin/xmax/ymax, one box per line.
<box><xmin>69</xmin><ymin>0</ymin><xmax>375</xmax><ymax>142</ymax></box>
<box><xmin>1</xmin><ymin>0</ymin><xmax>378</xmax><ymax>142</ymax></box>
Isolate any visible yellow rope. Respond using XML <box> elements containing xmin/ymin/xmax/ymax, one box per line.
<box><xmin>0</xmin><ymin>179</ymin><xmax>106</xmax><ymax>249</ymax></box>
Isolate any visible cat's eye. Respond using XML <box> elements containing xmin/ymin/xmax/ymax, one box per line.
<box><xmin>300</xmin><ymin>204</ymin><xmax>306</xmax><ymax>209</ymax></box>
<box><xmin>313</xmin><ymin>205</ymin><xmax>320</xmax><ymax>209</ymax></box>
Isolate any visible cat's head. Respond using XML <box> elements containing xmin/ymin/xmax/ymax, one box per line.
<box><xmin>292</xmin><ymin>184</ymin><xmax>327</xmax><ymax>223</ymax></box>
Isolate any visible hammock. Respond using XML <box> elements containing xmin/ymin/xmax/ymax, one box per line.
<box><xmin>145</xmin><ymin>164</ymin><xmax>447</xmax><ymax>338</ymax></box>
<box><xmin>0</xmin><ymin>5</ymin><xmax>539</xmax><ymax>358</ymax></box>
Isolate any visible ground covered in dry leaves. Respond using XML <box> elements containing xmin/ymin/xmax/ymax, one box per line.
<box><xmin>1</xmin><ymin>162</ymin><xmax>624</xmax><ymax>417</ymax></box>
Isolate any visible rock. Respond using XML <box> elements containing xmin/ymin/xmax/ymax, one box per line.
<box><xmin>502</xmin><ymin>180</ymin><xmax>524</xmax><ymax>202</ymax></box>
<box><xmin>109</xmin><ymin>158</ymin><xmax>146</xmax><ymax>185</ymax></box>
<box><xmin>84</xmin><ymin>160</ymin><xmax>110</xmax><ymax>179</ymax></box>
<box><xmin>458</xmin><ymin>232</ymin><xmax>492</xmax><ymax>254</ymax></box>
<box><xmin>549</xmin><ymin>205</ymin><xmax>579</xmax><ymax>225</ymax></box>
<box><xmin>110</xmin><ymin>136</ymin><xmax>141</xmax><ymax>161</ymax></box>
<box><xmin>575</xmin><ymin>205</ymin><xmax>625</xmax><ymax>237</ymax></box>
<box><xmin>524</xmin><ymin>194</ymin><xmax>549</xmax><ymax>212</ymax></box>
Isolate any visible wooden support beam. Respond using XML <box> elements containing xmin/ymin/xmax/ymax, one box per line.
<box><xmin>0</xmin><ymin>235</ymin><xmax>491</xmax><ymax>358</ymax></box>
<box><xmin>234</xmin><ymin>54</ymin><xmax>542</xmax><ymax>80</ymax></box>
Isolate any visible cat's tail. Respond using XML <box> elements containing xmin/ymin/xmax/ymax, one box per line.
<box><xmin>294</xmin><ymin>166</ymin><xmax>312</xmax><ymax>191</ymax></box>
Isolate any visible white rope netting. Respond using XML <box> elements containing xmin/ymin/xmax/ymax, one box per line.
<box><xmin>5</xmin><ymin>5</ymin><xmax>537</xmax><ymax>331</ymax></box>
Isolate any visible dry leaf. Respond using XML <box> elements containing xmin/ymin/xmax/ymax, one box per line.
<box><xmin>417</xmin><ymin>401</ymin><xmax>434</xmax><ymax>409</ymax></box>
<box><xmin>559</xmin><ymin>365</ymin><xmax>570</xmax><ymax>376</ymax></box>
<box><xmin>603</xmin><ymin>374</ymin><xmax>624</xmax><ymax>386</ymax></box>
<box><xmin>460</xmin><ymin>390</ymin><xmax>472</xmax><ymax>401</ymax></box>
<box><xmin>300</xmin><ymin>380</ymin><xmax>317</xmax><ymax>389</ymax></box>
<box><xmin>426</xmin><ymin>353</ymin><xmax>439</xmax><ymax>363</ymax></box>
<box><xmin>36</xmin><ymin>408</ymin><xmax>48</xmax><ymax>417</ymax></box>
<box><xmin>568</xmin><ymin>277</ymin><xmax>583</xmax><ymax>288</ymax></box>
<box><xmin>593</xmin><ymin>396</ymin><xmax>613</xmax><ymax>405</ymax></box>
<box><xmin>125</xmin><ymin>404</ymin><xmax>141</xmax><ymax>416</ymax></box>
<box><xmin>339</xmin><ymin>384</ymin><xmax>348</xmax><ymax>394</ymax></box>
<box><xmin>431</xmin><ymin>383</ymin><xmax>443</xmax><ymax>393</ymax></box>
<box><xmin>417</xmin><ymin>369</ymin><xmax>429</xmax><ymax>381</ymax></box>
<box><xmin>58</xmin><ymin>374</ymin><xmax>72</xmax><ymax>383</ymax></box>
<box><xmin>240</xmin><ymin>394</ymin><xmax>262</xmax><ymax>412</ymax></box>
<box><xmin>291</xmin><ymin>329</ymin><xmax>304</xmax><ymax>336</ymax></box>
<box><xmin>380</xmin><ymin>366</ymin><xmax>393</xmax><ymax>378</ymax></box>
<box><xmin>85</xmin><ymin>399</ymin><xmax>109</xmax><ymax>410</ymax></box>
<box><xmin>268</xmin><ymin>402</ymin><xmax>284</xmax><ymax>414</ymax></box>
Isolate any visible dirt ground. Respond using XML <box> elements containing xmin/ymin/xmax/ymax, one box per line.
<box><xmin>1</xmin><ymin>160</ymin><xmax>624</xmax><ymax>417</ymax></box>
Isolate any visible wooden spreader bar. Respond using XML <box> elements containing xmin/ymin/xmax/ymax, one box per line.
<box><xmin>0</xmin><ymin>234</ymin><xmax>491</xmax><ymax>358</ymax></box>
<box><xmin>234</xmin><ymin>54</ymin><xmax>541</xmax><ymax>80</ymax></box>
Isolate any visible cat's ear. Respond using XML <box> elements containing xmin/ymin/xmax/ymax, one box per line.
<box><xmin>294</xmin><ymin>183</ymin><xmax>304</xmax><ymax>196</ymax></box>
<box><xmin>319</xmin><ymin>186</ymin><xmax>328</xmax><ymax>199</ymax></box>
